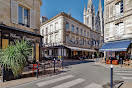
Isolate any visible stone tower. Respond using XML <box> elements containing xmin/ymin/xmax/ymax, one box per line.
<box><xmin>96</xmin><ymin>0</ymin><xmax>104</xmax><ymax>36</ymax></box>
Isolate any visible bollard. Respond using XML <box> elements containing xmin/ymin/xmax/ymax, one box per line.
<box><xmin>110</xmin><ymin>65</ymin><xmax>113</xmax><ymax>88</ymax></box>
<box><xmin>110</xmin><ymin>57</ymin><xmax>113</xmax><ymax>88</ymax></box>
<box><xmin>54</xmin><ymin>58</ymin><xmax>56</xmax><ymax>73</ymax></box>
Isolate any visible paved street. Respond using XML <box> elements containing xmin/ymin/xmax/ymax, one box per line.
<box><xmin>6</xmin><ymin>60</ymin><xmax>123</xmax><ymax>88</ymax></box>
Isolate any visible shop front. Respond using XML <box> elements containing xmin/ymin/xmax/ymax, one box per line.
<box><xmin>65</xmin><ymin>46</ymin><xmax>96</xmax><ymax>59</ymax></box>
<box><xmin>100</xmin><ymin>40</ymin><xmax>132</xmax><ymax>65</ymax></box>
<box><xmin>0</xmin><ymin>24</ymin><xmax>43</xmax><ymax>61</ymax></box>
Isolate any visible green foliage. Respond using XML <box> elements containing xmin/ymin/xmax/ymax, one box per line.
<box><xmin>0</xmin><ymin>40</ymin><xmax>32</xmax><ymax>77</ymax></box>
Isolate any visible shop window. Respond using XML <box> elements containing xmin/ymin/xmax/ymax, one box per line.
<box><xmin>18</xmin><ymin>6</ymin><xmax>30</xmax><ymax>27</ymax></box>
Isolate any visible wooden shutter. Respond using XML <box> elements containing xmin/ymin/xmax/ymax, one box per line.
<box><xmin>2</xmin><ymin>39</ymin><xmax>9</xmax><ymax>49</ymax></box>
<box><xmin>30</xmin><ymin>9</ymin><xmax>36</xmax><ymax>29</ymax></box>
<box><xmin>36</xmin><ymin>43</ymin><xmax>39</xmax><ymax>61</ymax></box>
<box><xmin>11</xmin><ymin>0</ymin><xmax>18</xmax><ymax>24</ymax></box>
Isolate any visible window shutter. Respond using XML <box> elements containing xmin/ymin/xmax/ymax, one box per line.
<box><xmin>30</xmin><ymin>9</ymin><xmax>36</xmax><ymax>29</ymax></box>
<box><xmin>11</xmin><ymin>0</ymin><xmax>18</xmax><ymax>24</ymax></box>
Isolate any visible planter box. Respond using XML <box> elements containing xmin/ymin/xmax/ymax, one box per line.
<box><xmin>112</xmin><ymin>60</ymin><xmax>118</xmax><ymax>65</ymax></box>
<box><xmin>106</xmin><ymin>60</ymin><xmax>118</xmax><ymax>65</ymax></box>
<box><xmin>3</xmin><ymin>68</ymin><xmax>14</xmax><ymax>81</ymax></box>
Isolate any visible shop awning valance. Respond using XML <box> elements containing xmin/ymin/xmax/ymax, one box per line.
<box><xmin>100</xmin><ymin>40</ymin><xmax>131</xmax><ymax>52</ymax></box>
<box><xmin>65</xmin><ymin>46</ymin><xmax>96</xmax><ymax>52</ymax></box>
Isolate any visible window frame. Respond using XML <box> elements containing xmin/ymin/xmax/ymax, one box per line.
<box><xmin>18</xmin><ymin>5</ymin><xmax>30</xmax><ymax>27</ymax></box>
<box><xmin>65</xmin><ymin>22</ymin><xmax>69</xmax><ymax>31</ymax></box>
<box><xmin>71</xmin><ymin>24</ymin><xmax>74</xmax><ymax>32</ymax></box>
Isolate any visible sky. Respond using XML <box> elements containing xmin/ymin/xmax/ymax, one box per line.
<box><xmin>40</xmin><ymin>0</ymin><xmax>104</xmax><ymax>23</ymax></box>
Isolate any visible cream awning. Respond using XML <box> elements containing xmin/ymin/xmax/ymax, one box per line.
<box><xmin>65</xmin><ymin>46</ymin><xmax>96</xmax><ymax>52</ymax></box>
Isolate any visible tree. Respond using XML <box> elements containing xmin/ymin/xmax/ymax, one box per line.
<box><xmin>0</xmin><ymin>40</ymin><xmax>32</xmax><ymax>77</ymax></box>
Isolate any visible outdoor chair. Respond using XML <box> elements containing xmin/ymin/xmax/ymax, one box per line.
<box><xmin>32</xmin><ymin>64</ymin><xmax>40</xmax><ymax>76</ymax></box>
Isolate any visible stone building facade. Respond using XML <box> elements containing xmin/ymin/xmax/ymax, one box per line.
<box><xmin>101</xmin><ymin>0</ymin><xmax>132</xmax><ymax>62</ymax></box>
<box><xmin>104</xmin><ymin>0</ymin><xmax>132</xmax><ymax>42</ymax></box>
<box><xmin>41</xmin><ymin>12</ymin><xmax>103</xmax><ymax>58</ymax></box>
<box><xmin>0</xmin><ymin>0</ymin><xmax>43</xmax><ymax>61</ymax></box>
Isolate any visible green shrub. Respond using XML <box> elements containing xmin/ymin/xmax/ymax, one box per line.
<box><xmin>0</xmin><ymin>40</ymin><xmax>32</xmax><ymax>77</ymax></box>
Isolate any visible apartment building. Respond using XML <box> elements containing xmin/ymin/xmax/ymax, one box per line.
<box><xmin>0</xmin><ymin>0</ymin><xmax>43</xmax><ymax>61</ymax></box>
<box><xmin>41</xmin><ymin>12</ymin><xmax>103</xmax><ymax>58</ymax></box>
<box><xmin>101</xmin><ymin>0</ymin><xmax>132</xmax><ymax>61</ymax></box>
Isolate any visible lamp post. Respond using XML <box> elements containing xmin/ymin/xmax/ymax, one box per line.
<box><xmin>110</xmin><ymin>56</ymin><xmax>113</xmax><ymax>88</ymax></box>
<box><xmin>53</xmin><ymin>43</ymin><xmax>56</xmax><ymax>73</ymax></box>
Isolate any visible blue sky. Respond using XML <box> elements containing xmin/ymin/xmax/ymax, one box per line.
<box><xmin>40</xmin><ymin>0</ymin><xmax>104</xmax><ymax>23</ymax></box>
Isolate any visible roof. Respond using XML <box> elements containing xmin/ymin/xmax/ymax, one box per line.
<box><xmin>0</xmin><ymin>24</ymin><xmax>43</xmax><ymax>38</ymax></box>
<box><xmin>41</xmin><ymin>12</ymin><xmax>101</xmax><ymax>34</ymax></box>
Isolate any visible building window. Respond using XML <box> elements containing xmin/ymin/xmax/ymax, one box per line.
<box><xmin>84</xmin><ymin>30</ymin><xmax>86</xmax><ymax>36</ymax></box>
<box><xmin>80</xmin><ymin>29</ymin><xmax>83</xmax><ymax>35</ymax></box>
<box><xmin>76</xmin><ymin>27</ymin><xmax>79</xmax><ymax>34</ymax></box>
<box><xmin>45</xmin><ymin>27</ymin><xmax>48</xmax><ymax>35</ymax></box>
<box><xmin>72</xmin><ymin>25</ymin><xmax>74</xmax><ymax>32</ymax></box>
<box><xmin>55</xmin><ymin>22</ymin><xmax>58</xmax><ymax>31</ymax></box>
<box><xmin>41</xmin><ymin>29</ymin><xmax>44</xmax><ymax>35</ymax></box>
<box><xmin>50</xmin><ymin>25</ymin><xmax>53</xmax><ymax>32</ymax></box>
<box><xmin>18</xmin><ymin>6</ymin><xmax>30</xmax><ymax>27</ymax></box>
<box><xmin>87</xmin><ymin>32</ymin><xmax>89</xmax><ymax>37</ymax></box>
<box><xmin>65</xmin><ymin>22</ymin><xmax>69</xmax><ymax>30</ymax></box>
<box><xmin>115</xmin><ymin>1</ymin><xmax>123</xmax><ymax>16</ymax></box>
<box><xmin>115</xmin><ymin>22</ymin><xmax>124</xmax><ymax>36</ymax></box>
<box><xmin>24</xmin><ymin>9</ymin><xmax>29</xmax><ymax>26</ymax></box>
<box><xmin>120</xmin><ymin>0</ymin><xmax>123</xmax><ymax>13</ymax></box>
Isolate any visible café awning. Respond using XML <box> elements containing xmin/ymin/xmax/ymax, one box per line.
<box><xmin>100</xmin><ymin>40</ymin><xmax>131</xmax><ymax>52</ymax></box>
<box><xmin>65</xmin><ymin>46</ymin><xmax>96</xmax><ymax>52</ymax></box>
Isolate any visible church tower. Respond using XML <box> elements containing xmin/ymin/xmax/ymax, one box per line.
<box><xmin>96</xmin><ymin>0</ymin><xmax>104</xmax><ymax>36</ymax></box>
<box><xmin>83</xmin><ymin>0</ymin><xmax>95</xmax><ymax>30</ymax></box>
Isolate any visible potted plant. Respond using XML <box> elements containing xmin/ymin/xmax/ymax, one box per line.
<box><xmin>0</xmin><ymin>40</ymin><xmax>32</xmax><ymax>81</ymax></box>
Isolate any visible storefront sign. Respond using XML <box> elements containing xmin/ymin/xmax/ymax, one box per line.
<box><xmin>23</xmin><ymin>36</ymin><xmax>34</xmax><ymax>41</ymax></box>
<box><xmin>10</xmin><ymin>33</ymin><xmax>21</xmax><ymax>39</ymax></box>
